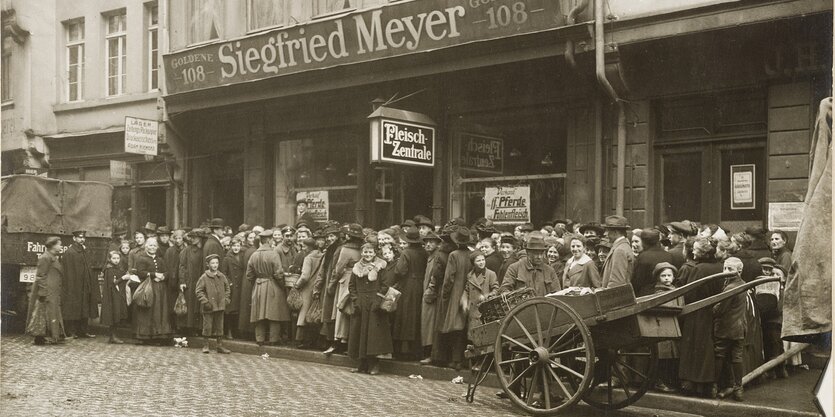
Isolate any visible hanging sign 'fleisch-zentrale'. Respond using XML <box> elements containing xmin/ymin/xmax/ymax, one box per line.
<box><xmin>369</xmin><ymin>107</ymin><xmax>436</xmax><ymax>167</ymax></box>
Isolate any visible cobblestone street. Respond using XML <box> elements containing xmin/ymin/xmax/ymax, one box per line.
<box><xmin>1</xmin><ymin>335</ymin><xmax>700</xmax><ymax>417</ymax></box>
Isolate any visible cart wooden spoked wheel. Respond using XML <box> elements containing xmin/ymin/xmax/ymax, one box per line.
<box><xmin>493</xmin><ymin>298</ymin><xmax>595</xmax><ymax>415</ymax></box>
<box><xmin>581</xmin><ymin>345</ymin><xmax>658</xmax><ymax>410</ymax></box>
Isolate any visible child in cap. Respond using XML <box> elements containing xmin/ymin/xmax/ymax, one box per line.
<box><xmin>712</xmin><ymin>257</ymin><xmax>747</xmax><ymax>401</ymax></box>
<box><xmin>652</xmin><ymin>262</ymin><xmax>681</xmax><ymax>393</ymax></box>
<box><xmin>195</xmin><ymin>254</ymin><xmax>231</xmax><ymax>354</ymax></box>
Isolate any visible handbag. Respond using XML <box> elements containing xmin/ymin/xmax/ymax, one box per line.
<box><xmin>337</xmin><ymin>294</ymin><xmax>355</xmax><ymax>315</ymax></box>
<box><xmin>378</xmin><ymin>287</ymin><xmax>402</xmax><ymax>313</ymax></box>
<box><xmin>306</xmin><ymin>297</ymin><xmax>323</xmax><ymax>324</ymax></box>
<box><xmin>26</xmin><ymin>300</ymin><xmax>48</xmax><ymax>337</ymax></box>
<box><xmin>287</xmin><ymin>287</ymin><xmax>304</xmax><ymax>311</ymax></box>
<box><xmin>132</xmin><ymin>277</ymin><xmax>154</xmax><ymax>308</ymax></box>
<box><xmin>174</xmin><ymin>292</ymin><xmax>188</xmax><ymax>316</ymax></box>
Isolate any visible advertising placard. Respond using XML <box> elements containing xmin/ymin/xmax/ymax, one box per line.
<box><xmin>768</xmin><ymin>202</ymin><xmax>805</xmax><ymax>231</ymax></box>
<box><xmin>459</xmin><ymin>133</ymin><xmax>503</xmax><ymax>174</ymax></box>
<box><xmin>124</xmin><ymin>117</ymin><xmax>159</xmax><ymax>156</ymax></box>
<box><xmin>296</xmin><ymin>190</ymin><xmax>329</xmax><ymax>222</ymax></box>
<box><xmin>110</xmin><ymin>160</ymin><xmax>132</xmax><ymax>184</ymax></box>
<box><xmin>730</xmin><ymin>164</ymin><xmax>755</xmax><ymax>210</ymax></box>
<box><xmin>485</xmin><ymin>185</ymin><xmax>530</xmax><ymax>224</ymax></box>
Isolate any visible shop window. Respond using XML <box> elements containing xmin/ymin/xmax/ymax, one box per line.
<box><xmin>188</xmin><ymin>0</ymin><xmax>223</xmax><ymax>45</ymax></box>
<box><xmin>247</xmin><ymin>0</ymin><xmax>285</xmax><ymax>31</ymax></box>
<box><xmin>147</xmin><ymin>4</ymin><xmax>159</xmax><ymax>91</ymax></box>
<box><xmin>276</xmin><ymin>134</ymin><xmax>358</xmax><ymax>225</ymax></box>
<box><xmin>105</xmin><ymin>11</ymin><xmax>127</xmax><ymax>97</ymax></box>
<box><xmin>111</xmin><ymin>186</ymin><xmax>132</xmax><ymax>235</ymax></box>
<box><xmin>450</xmin><ymin>106</ymin><xmax>567</xmax><ymax>228</ymax></box>
<box><xmin>64</xmin><ymin>19</ymin><xmax>84</xmax><ymax>102</ymax></box>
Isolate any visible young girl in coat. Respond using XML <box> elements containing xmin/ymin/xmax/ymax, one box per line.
<box><xmin>652</xmin><ymin>262</ymin><xmax>681</xmax><ymax>392</ymax></box>
<box><xmin>463</xmin><ymin>251</ymin><xmax>498</xmax><ymax>332</ymax></box>
<box><xmin>195</xmin><ymin>254</ymin><xmax>231</xmax><ymax>354</ymax></box>
<box><xmin>347</xmin><ymin>243</ymin><xmax>390</xmax><ymax>375</ymax></box>
<box><xmin>101</xmin><ymin>251</ymin><xmax>129</xmax><ymax>344</ymax></box>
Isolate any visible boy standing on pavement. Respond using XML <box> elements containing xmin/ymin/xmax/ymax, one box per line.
<box><xmin>196</xmin><ymin>254</ymin><xmax>232</xmax><ymax>354</ymax></box>
<box><xmin>712</xmin><ymin>257</ymin><xmax>747</xmax><ymax>401</ymax></box>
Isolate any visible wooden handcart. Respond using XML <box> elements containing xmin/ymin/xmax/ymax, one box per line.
<box><xmin>463</xmin><ymin>271</ymin><xmax>780</xmax><ymax>415</ymax></box>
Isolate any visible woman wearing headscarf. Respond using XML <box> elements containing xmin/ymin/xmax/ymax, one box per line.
<box><xmin>131</xmin><ymin>237</ymin><xmax>174</xmax><ymax>345</ymax></box>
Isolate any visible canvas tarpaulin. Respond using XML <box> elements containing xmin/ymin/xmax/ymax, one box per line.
<box><xmin>1</xmin><ymin>175</ymin><xmax>113</xmax><ymax>238</ymax></box>
<box><xmin>782</xmin><ymin>97</ymin><xmax>832</xmax><ymax>343</ymax></box>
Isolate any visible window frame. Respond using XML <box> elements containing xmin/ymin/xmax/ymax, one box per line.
<box><xmin>1</xmin><ymin>45</ymin><xmax>12</xmax><ymax>103</ymax></box>
<box><xmin>105</xmin><ymin>11</ymin><xmax>127</xmax><ymax>97</ymax></box>
<box><xmin>187</xmin><ymin>0</ymin><xmax>223</xmax><ymax>46</ymax></box>
<box><xmin>246</xmin><ymin>0</ymin><xmax>286</xmax><ymax>33</ymax></box>
<box><xmin>64</xmin><ymin>19</ymin><xmax>85</xmax><ymax>103</ymax></box>
<box><xmin>147</xmin><ymin>4</ymin><xmax>159</xmax><ymax>91</ymax></box>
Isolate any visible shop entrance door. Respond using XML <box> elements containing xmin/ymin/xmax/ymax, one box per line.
<box><xmin>656</xmin><ymin>139</ymin><xmax>766</xmax><ymax>230</ymax></box>
<box><xmin>138</xmin><ymin>186</ymin><xmax>167</xmax><ymax>227</ymax></box>
<box><xmin>372</xmin><ymin>165</ymin><xmax>433</xmax><ymax>229</ymax></box>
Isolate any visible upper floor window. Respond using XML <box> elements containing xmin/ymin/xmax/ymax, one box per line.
<box><xmin>147</xmin><ymin>4</ymin><xmax>159</xmax><ymax>91</ymax></box>
<box><xmin>247</xmin><ymin>0</ymin><xmax>285</xmax><ymax>31</ymax></box>
<box><xmin>65</xmin><ymin>20</ymin><xmax>85</xmax><ymax>102</ymax></box>
<box><xmin>188</xmin><ymin>0</ymin><xmax>222</xmax><ymax>44</ymax></box>
<box><xmin>314</xmin><ymin>0</ymin><xmax>354</xmax><ymax>17</ymax></box>
<box><xmin>105</xmin><ymin>12</ymin><xmax>127</xmax><ymax>96</ymax></box>
<box><xmin>2</xmin><ymin>40</ymin><xmax>11</xmax><ymax>102</ymax></box>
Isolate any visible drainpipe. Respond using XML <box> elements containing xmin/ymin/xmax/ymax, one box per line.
<box><xmin>564</xmin><ymin>0</ymin><xmax>588</xmax><ymax>71</ymax></box>
<box><xmin>594</xmin><ymin>0</ymin><xmax>626</xmax><ymax>216</ymax></box>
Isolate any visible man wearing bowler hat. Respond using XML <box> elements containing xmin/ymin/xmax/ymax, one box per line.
<box><xmin>203</xmin><ymin>218</ymin><xmax>226</xmax><ymax>266</ymax></box>
<box><xmin>61</xmin><ymin>230</ymin><xmax>101</xmax><ymax>338</ymax></box>
<box><xmin>600</xmin><ymin>216</ymin><xmax>634</xmax><ymax>289</ymax></box>
<box><xmin>499</xmin><ymin>232</ymin><xmax>560</xmax><ymax>297</ymax></box>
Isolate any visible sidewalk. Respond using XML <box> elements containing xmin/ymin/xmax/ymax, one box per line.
<box><xmin>95</xmin><ymin>324</ymin><xmax>823</xmax><ymax>417</ymax></box>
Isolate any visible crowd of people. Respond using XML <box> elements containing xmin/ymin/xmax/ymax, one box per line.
<box><xmin>26</xmin><ymin>214</ymin><xmax>799</xmax><ymax>401</ymax></box>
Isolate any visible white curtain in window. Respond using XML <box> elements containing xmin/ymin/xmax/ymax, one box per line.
<box><xmin>249</xmin><ymin>0</ymin><xmax>284</xmax><ymax>30</ymax></box>
<box><xmin>190</xmin><ymin>0</ymin><xmax>222</xmax><ymax>43</ymax></box>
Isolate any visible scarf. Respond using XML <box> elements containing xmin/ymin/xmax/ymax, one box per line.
<box><xmin>352</xmin><ymin>257</ymin><xmax>387</xmax><ymax>282</ymax></box>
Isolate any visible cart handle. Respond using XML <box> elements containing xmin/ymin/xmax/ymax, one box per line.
<box><xmin>678</xmin><ymin>276</ymin><xmax>781</xmax><ymax>316</ymax></box>
<box><xmin>634</xmin><ymin>271</ymin><xmax>737</xmax><ymax>310</ymax></box>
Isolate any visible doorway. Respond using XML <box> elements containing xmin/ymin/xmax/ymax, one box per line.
<box><xmin>656</xmin><ymin>139</ymin><xmax>766</xmax><ymax>231</ymax></box>
<box><xmin>372</xmin><ymin>165</ymin><xmax>433</xmax><ymax>229</ymax></box>
<box><xmin>138</xmin><ymin>186</ymin><xmax>168</xmax><ymax>227</ymax></box>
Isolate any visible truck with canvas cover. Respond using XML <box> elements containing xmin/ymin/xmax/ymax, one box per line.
<box><xmin>1</xmin><ymin>175</ymin><xmax>113</xmax><ymax>333</ymax></box>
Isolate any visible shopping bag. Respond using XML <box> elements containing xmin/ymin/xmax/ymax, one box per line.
<box><xmin>306</xmin><ymin>298</ymin><xmax>323</xmax><ymax>324</ymax></box>
<box><xmin>25</xmin><ymin>300</ymin><xmax>48</xmax><ymax>337</ymax></box>
<box><xmin>174</xmin><ymin>292</ymin><xmax>188</xmax><ymax>316</ymax></box>
<box><xmin>337</xmin><ymin>294</ymin><xmax>355</xmax><ymax>315</ymax></box>
<box><xmin>132</xmin><ymin>278</ymin><xmax>154</xmax><ymax>308</ymax></box>
<box><xmin>287</xmin><ymin>287</ymin><xmax>304</xmax><ymax>311</ymax></box>
<box><xmin>377</xmin><ymin>287</ymin><xmax>402</xmax><ymax>313</ymax></box>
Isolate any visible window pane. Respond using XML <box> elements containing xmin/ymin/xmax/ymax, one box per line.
<box><xmin>2</xmin><ymin>54</ymin><xmax>11</xmax><ymax>101</ymax></box>
<box><xmin>315</xmin><ymin>0</ymin><xmax>351</xmax><ymax>15</ymax></box>
<box><xmin>108</xmin><ymin>13</ymin><xmax>126</xmax><ymax>34</ymax></box>
<box><xmin>189</xmin><ymin>0</ymin><xmax>222</xmax><ymax>43</ymax></box>
<box><xmin>149</xmin><ymin>5</ymin><xmax>159</xmax><ymax>25</ymax></box>
<box><xmin>249</xmin><ymin>0</ymin><xmax>284</xmax><ymax>30</ymax></box>
<box><xmin>68</xmin><ymin>22</ymin><xmax>84</xmax><ymax>42</ymax></box>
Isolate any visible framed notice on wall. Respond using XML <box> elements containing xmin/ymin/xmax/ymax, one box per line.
<box><xmin>296</xmin><ymin>190</ymin><xmax>329</xmax><ymax>222</ymax></box>
<box><xmin>730</xmin><ymin>164</ymin><xmax>755</xmax><ymax>210</ymax></box>
<box><xmin>484</xmin><ymin>185</ymin><xmax>530</xmax><ymax>224</ymax></box>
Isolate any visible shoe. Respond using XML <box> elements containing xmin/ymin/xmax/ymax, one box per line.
<box><xmin>732</xmin><ymin>387</ymin><xmax>743</xmax><ymax>402</ymax></box>
<box><xmin>710</xmin><ymin>383</ymin><xmax>719</xmax><ymax>399</ymax></box>
<box><xmin>216</xmin><ymin>346</ymin><xmax>231</xmax><ymax>354</ymax></box>
<box><xmin>419</xmin><ymin>357</ymin><xmax>432</xmax><ymax>365</ymax></box>
<box><xmin>496</xmin><ymin>391</ymin><xmax>509</xmax><ymax>399</ymax></box>
<box><xmin>448</xmin><ymin>362</ymin><xmax>462</xmax><ymax>371</ymax></box>
<box><xmin>323</xmin><ymin>346</ymin><xmax>335</xmax><ymax>356</ymax></box>
<box><xmin>202</xmin><ymin>345</ymin><xmax>210</xmax><ymax>353</ymax></box>
<box><xmin>654</xmin><ymin>382</ymin><xmax>676</xmax><ymax>393</ymax></box>
<box><xmin>350</xmin><ymin>368</ymin><xmax>365</xmax><ymax>373</ymax></box>
<box><xmin>369</xmin><ymin>363</ymin><xmax>380</xmax><ymax>375</ymax></box>
<box><xmin>108</xmin><ymin>336</ymin><xmax>125</xmax><ymax>345</ymax></box>
<box><xmin>256</xmin><ymin>341</ymin><xmax>265</xmax><ymax>347</ymax></box>
<box><xmin>77</xmin><ymin>333</ymin><xmax>96</xmax><ymax>339</ymax></box>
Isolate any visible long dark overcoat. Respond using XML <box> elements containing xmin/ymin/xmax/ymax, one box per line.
<box><xmin>440</xmin><ymin>248</ymin><xmax>471</xmax><ymax>333</ymax></box>
<box><xmin>678</xmin><ymin>259</ymin><xmax>723</xmax><ymax>384</ymax></box>
<box><xmin>61</xmin><ymin>242</ymin><xmax>100</xmax><ymax>320</ymax></box>
<box><xmin>238</xmin><ymin>243</ymin><xmax>258</xmax><ymax>331</ymax></box>
<box><xmin>131</xmin><ymin>252</ymin><xmax>174</xmax><ymax>339</ymax></box>
<box><xmin>221</xmin><ymin>250</ymin><xmax>244</xmax><ymax>314</ymax></box>
<box><xmin>347</xmin><ymin>268</ymin><xmax>393</xmax><ymax>359</ymax></box>
<box><xmin>178</xmin><ymin>244</ymin><xmax>204</xmax><ymax>328</ymax></box>
<box><xmin>27</xmin><ymin>252</ymin><xmax>65</xmax><ymax>339</ymax></box>
<box><xmin>632</xmin><ymin>245</ymin><xmax>674</xmax><ymax>296</ymax></box>
<box><xmin>392</xmin><ymin>244</ymin><xmax>427</xmax><ymax>343</ymax></box>
<box><xmin>100</xmin><ymin>264</ymin><xmax>128</xmax><ymax>326</ymax></box>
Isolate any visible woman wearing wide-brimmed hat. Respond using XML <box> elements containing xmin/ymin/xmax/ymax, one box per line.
<box><xmin>438</xmin><ymin>227</ymin><xmax>473</xmax><ymax>370</ymax></box>
<box><xmin>391</xmin><ymin>226</ymin><xmax>428</xmax><ymax>359</ymax></box>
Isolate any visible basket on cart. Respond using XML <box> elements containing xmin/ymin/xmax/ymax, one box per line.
<box><xmin>478</xmin><ymin>287</ymin><xmax>536</xmax><ymax>323</ymax></box>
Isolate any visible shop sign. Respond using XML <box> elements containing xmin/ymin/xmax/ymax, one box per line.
<box><xmin>459</xmin><ymin>133</ymin><xmax>503</xmax><ymax>174</ymax></box>
<box><xmin>296</xmin><ymin>190</ymin><xmax>329</xmax><ymax>222</ymax></box>
<box><xmin>110</xmin><ymin>160</ymin><xmax>132</xmax><ymax>184</ymax></box>
<box><xmin>369</xmin><ymin>107</ymin><xmax>435</xmax><ymax>167</ymax></box>
<box><xmin>730</xmin><ymin>164</ymin><xmax>755</xmax><ymax>210</ymax></box>
<box><xmin>124</xmin><ymin>117</ymin><xmax>158</xmax><ymax>156</ymax></box>
<box><xmin>768</xmin><ymin>202</ymin><xmax>804</xmax><ymax>232</ymax></box>
<box><xmin>485</xmin><ymin>185</ymin><xmax>530</xmax><ymax>224</ymax></box>
<box><xmin>164</xmin><ymin>0</ymin><xmax>581</xmax><ymax>94</ymax></box>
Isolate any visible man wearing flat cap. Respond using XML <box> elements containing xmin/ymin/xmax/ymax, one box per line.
<box><xmin>600</xmin><ymin>216</ymin><xmax>634</xmax><ymax>289</ymax></box>
<box><xmin>61</xmin><ymin>230</ymin><xmax>101</xmax><ymax>338</ymax></box>
<box><xmin>631</xmin><ymin>228</ymin><xmax>674</xmax><ymax>296</ymax></box>
<box><xmin>500</xmin><ymin>232</ymin><xmax>560</xmax><ymax>297</ymax></box>
<box><xmin>666</xmin><ymin>221</ymin><xmax>693</xmax><ymax>269</ymax></box>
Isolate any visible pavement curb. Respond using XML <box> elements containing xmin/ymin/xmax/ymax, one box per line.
<box><xmin>94</xmin><ymin>324</ymin><xmax>821</xmax><ymax>417</ymax></box>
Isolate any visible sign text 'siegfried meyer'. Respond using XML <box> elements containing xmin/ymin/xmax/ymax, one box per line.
<box><xmin>164</xmin><ymin>0</ymin><xmax>573</xmax><ymax>94</ymax></box>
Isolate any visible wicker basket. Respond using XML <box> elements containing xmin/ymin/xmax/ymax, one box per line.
<box><xmin>478</xmin><ymin>287</ymin><xmax>536</xmax><ymax>323</ymax></box>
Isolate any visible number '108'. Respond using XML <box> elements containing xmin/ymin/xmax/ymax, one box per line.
<box><xmin>181</xmin><ymin>66</ymin><xmax>206</xmax><ymax>84</ymax></box>
<box><xmin>485</xmin><ymin>2</ymin><xmax>529</xmax><ymax>29</ymax></box>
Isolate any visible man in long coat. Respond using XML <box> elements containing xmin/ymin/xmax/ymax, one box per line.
<box><xmin>165</xmin><ymin>230</ymin><xmax>184</xmax><ymax>329</ymax></box>
<box><xmin>61</xmin><ymin>230</ymin><xmax>100</xmax><ymax>338</ymax></box>
<box><xmin>631</xmin><ymin>228</ymin><xmax>674</xmax><ymax>296</ymax></box>
<box><xmin>29</xmin><ymin>236</ymin><xmax>66</xmax><ymax>344</ymax></box>
<box><xmin>439</xmin><ymin>227</ymin><xmax>473</xmax><ymax>369</ymax></box>
<box><xmin>203</xmin><ymin>218</ymin><xmax>226</xmax><ymax>263</ymax></box>
<box><xmin>392</xmin><ymin>227</ymin><xmax>428</xmax><ymax>358</ymax></box>
<box><xmin>600</xmin><ymin>215</ymin><xmax>634</xmax><ymax>289</ymax></box>
<box><xmin>178</xmin><ymin>230</ymin><xmax>204</xmax><ymax>334</ymax></box>
<box><xmin>248</xmin><ymin>229</ymin><xmax>290</xmax><ymax>345</ymax></box>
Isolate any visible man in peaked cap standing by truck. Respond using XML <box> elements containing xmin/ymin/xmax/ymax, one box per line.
<box><xmin>62</xmin><ymin>230</ymin><xmax>101</xmax><ymax>338</ymax></box>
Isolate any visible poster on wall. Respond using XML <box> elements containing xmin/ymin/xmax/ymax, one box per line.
<box><xmin>459</xmin><ymin>133</ymin><xmax>503</xmax><ymax>174</ymax></box>
<box><xmin>484</xmin><ymin>185</ymin><xmax>530</xmax><ymax>224</ymax></box>
<box><xmin>296</xmin><ymin>190</ymin><xmax>329</xmax><ymax>222</ymax></box>
<box><xmin>768</xmin><ymin>202</ymin><xmax>805</xmax><ymax>231</ymax></box>
<box><xmin>730</xmin><ymin>164</ymin><xmax>756</xmax><ymax>210</ymax></box>
<box><xmin>124</xmin><ymin>116</ymin><xmax>159</xmax><ymax>156</ymax></box>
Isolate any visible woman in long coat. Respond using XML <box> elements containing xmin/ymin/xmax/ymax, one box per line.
<box><xmin>238</xmin><ymin>231</ymin><xmax>259</xmax><ymax>335</ymax></box>
<box><xmin>347</xmin><ymin>243</ymin><xmax>391</xmax><ymax>375</ymax></box>
<box><xmin>332</xmin><ymin>225</ymin><xmax>364</xmax><ymax>347</ymax></box>
<box><xmin>221</xmin><ymin>238</ymin><xmax>244</xmax><ymax>338</ymax></box>
<box><xmin>100</xmin><ymin>251</ymin><xmax>129</xmax><ymax>343</ymax></box>
<box><xmin>427</xmin><ymin>236</ymin><xmax>453</xmax><ymax>365</ymax></box>
<box><xmin>315</xmin><ymin>228</ymin><xmax>344</xmax><ymax>353</ymax></box>
<box><xmin>562</xmin><ymin>236</ymin><xmax>601</xmax><ymax>288</ymax></box>
<box><xmin>131</xmin><ymin>238</ymin><xmax>174</xmax><ymax>344</ymax></box>
<box><xmin>391</xmin><ymin>228</ymin><xmax>428</xmax><ymax>359</ymax></box>
<box><xmin>295</xmin><ymin>238</ymin><xmax>324</xmax><ymax>347</ymax></box>
<box><xmin>178</xmin><ymin>232</ymin><xmax>204</xmax><ymax>334</ymax></box>
<box><xmin>27</xmin><ymin>237</ymin><xmax>66</xmax><ymax>345</ymax></box>
<box><xmin>439</xmin><ymin>228</ymin><xmax>472</xmax><ymax>369</ymax></box>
